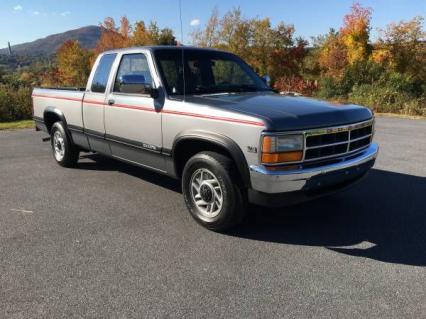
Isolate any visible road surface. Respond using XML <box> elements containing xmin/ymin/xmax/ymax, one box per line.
<box><xmin>0</xmin><ymin>116</ymin><xmax>425</xmax><ymax>318</ymax></box>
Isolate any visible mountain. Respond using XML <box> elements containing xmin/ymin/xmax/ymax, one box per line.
<box><xmin>0</xmin><ymin>26</ymin><xmax>101</xmax><ymax>56</ymax></box>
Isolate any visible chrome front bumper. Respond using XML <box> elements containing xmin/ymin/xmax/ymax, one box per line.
<box><xmin>250</xmin><ymin>143</ymin><xmax>379</xmax><ymax>194</ymax></box>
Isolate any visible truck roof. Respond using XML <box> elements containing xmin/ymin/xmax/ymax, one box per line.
<box><xmin>100</xmin><ymin>45</ymin><xmax>226</xmax><ymax>55</ymax></box>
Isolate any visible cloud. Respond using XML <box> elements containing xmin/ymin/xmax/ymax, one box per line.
<box><xmin>60</xmin><ymin>11</ymin><xmax>71</xmax><ymax>17</ymax></box>
<box><xmin>13</xmin><ymin>5</ymin><xmax>23</xmax><ymax>11</ymax></box>
<box><xmin>32</xmin><ymin>11</ymin><xmax>40</xmax><ymax>16</ymax></box>
<box><xmin>190</xmin><ymin>19</ymin><xmax>200</xmax><ymax>27</ymax></box>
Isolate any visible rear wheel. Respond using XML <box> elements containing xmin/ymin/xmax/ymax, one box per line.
<box><xmin>182</xmin><ymin>151</ymin><xmax>247</xmax><ymax>231</ymax></box>
<box><xmin>50</xmin><ymin>121</ymin><xmax>79</xmax><ymax>167</ymax></box>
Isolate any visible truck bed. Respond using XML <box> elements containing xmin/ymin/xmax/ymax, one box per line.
<box><xmin>32</xmin><ymin>87</ymin><xmax>86</xmax><ymax>129</ymax></box>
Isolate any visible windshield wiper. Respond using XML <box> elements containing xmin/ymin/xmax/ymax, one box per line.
<box><xmin>190</xmin><ymin>84</ymin><xmax>273</xmax><ymax>95</ymax></box>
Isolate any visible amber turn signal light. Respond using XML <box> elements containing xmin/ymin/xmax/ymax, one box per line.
<box><xmin>262</xmin><ymin>136</ymin><xmax>274</xmax><ymax>153</ymax></box>
<box><xmin>261</xmin><ymin>151</ymin><xmax>303</xmax><ymax>164</ymax></box>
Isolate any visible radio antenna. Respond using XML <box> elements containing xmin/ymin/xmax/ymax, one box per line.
<box><xmin>178</xmin><ymin>0</ymin><xmax>186</xmax><ymax>101</ymax></box>
<box><xmin>179</xmin><ymin>0</ymin><xmax>184</xmax><ymax>44</ymax></box>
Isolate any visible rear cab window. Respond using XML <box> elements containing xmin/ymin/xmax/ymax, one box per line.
<box><xmin>91</xmin><ymin>54</ymin><xmax>117</xmax><ymax>93</ymax></box>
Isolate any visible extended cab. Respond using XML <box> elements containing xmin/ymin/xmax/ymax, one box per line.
<box><xmin>33</xmin><ymin>46</ymin><xmax>378</xmax><ymax>231</ymax></box>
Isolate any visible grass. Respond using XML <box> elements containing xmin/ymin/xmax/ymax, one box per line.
<box><xmin>322</xmin><ymin>98</ymin><xmax>426</xmax><ymax>120</ymax></box>
<box><xmin>0</xmin><ymin>120</ymin><xmax>34</xmax><ymax>130</ymax></box>
<box><xmin>375</xmin><ymin>113</ymin><xmax>426</xmax><ymax>120</ymax></box>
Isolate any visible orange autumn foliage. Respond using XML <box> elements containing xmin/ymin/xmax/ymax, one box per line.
<box><xmin>318</xmin><ymin>3</ymin><xmax>373</xmax><ymax>77</ymax></box>
<box><xmin>56</xmin><ymin>40</ymin><xmax>91</xmax><ymax>87</ymax></box>
<box><xmin>340</xmin><ymin>3</ymin><xmax>372</xmax><ymax>64</ymax></box>
<box><xmin>93</xmin><ymin>17</ymin><xmax>129</xmax><ymax>59</ymax></box>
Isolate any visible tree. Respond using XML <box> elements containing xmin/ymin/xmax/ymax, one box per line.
<box><xmin>56</xmin><ymin>40</ymin><xmax>91</xmax><ymax>87</ymax></box>
<box><xmin>317</xmin><ymin>3</ymin><xmax>372</xmax><ymax>76</ymax></box>
<box><xmin>192</xmin><ymin>8</ymin><xmax>306</xmax><ymax>81</ymax></box>
<box><xmin>158</xmin><ymin>28</ymin><xmax>177</xmax><ymax>45</ymax></box>
<box><xmin>132</xmin><ymin>21</ymin><xmax>154</xmax><ymax>46</ymax></box>
<box><xmin>249</xmin><ymin>18</ymin><xmax>273</xmax><ymax>75</ymax></box>
<box><xmin>93</xmin><ymin>17</ymin><xmax>128</xmax><ymax>57</ymax></box>
<box><xmin>268</xmin><ymin>24</ymin><xmax>305</xmax><ymax>80</ymax></box>
<box><xmin>340</xmin><ymin>3</ymin><xmax>372</xmax><ymax>64</ymax></box>
<box><xmin>148</xmin><ymin>22</ymin><xmax>161</xmax><ymax>44</ymax></box>
<box><xmin>318</xmin><ymin>29</ymin><xmax>348</xmax><ymax>77</ymax></box>
<box><xmin>119</xmin><ymin>16</ymin><xmax>132</xmax><ymax>39</ymax></box>
<box><xmin>192</xmin><ymin>7</ymin><xmax>220</xmax><ymax>47</ymax></box>
<box><xmin>377</xmin><ymin>16</ymin><xmax>425</xmax><ymax>81</ymax></box>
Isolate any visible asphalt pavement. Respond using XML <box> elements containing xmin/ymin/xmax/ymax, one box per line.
<box><xmin>0</xmin><ymin>116</ymin><xmax>425</xmax><ymax>318</ymax></box>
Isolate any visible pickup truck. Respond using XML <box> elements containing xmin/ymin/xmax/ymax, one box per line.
<box><xmin>33</xmin><ymin>46</ymin><xmax>379</xmax><ymax>231</ymax></box>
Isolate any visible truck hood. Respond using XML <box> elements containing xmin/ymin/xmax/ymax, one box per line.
<box><xmin>185</xmin><ymin>92</ymin><xmax>373</xmax><ymax>131</ymax></box>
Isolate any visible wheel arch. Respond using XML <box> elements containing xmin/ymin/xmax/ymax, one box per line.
<box><xmin>172</xmin><ymin>130</ymin><xmax>251</xmax><ymax>187</ymax></box>
<box><xmin>43</xmin><ymin>107</ymin><xmax>75</xmax><ymax>145</ymax></box>
<box><xmin>43</xmin><ymin>106</ymin><xmax>68</xmax><ymax>134</ymax></box>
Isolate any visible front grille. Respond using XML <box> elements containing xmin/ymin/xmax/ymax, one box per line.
<box><xmin>305</xmin><ymin>143</ymin><xmax>348</xmax><ymax>160</ymax></box>
<box><xmin>304</xmin><ymin>120</ymin><xmax>373</xmax><ymax>162</ymax></box>
<box><xmin>305</xmin><ymin>131</ymin><xmax>349</xmax><ymax>148</ymax></box>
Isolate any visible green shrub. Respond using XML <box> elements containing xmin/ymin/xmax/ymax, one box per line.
<box><xmin>317</xmin><ymin>61</ymin><xmax>386</xmax><ymax>98</ymax></box>
<box><xmin>0</xmin><ymin>88</ymin><xmax>13</xmax><ymax>121</ymax></box>
<box><xmin>0</xmin><ymin>85</ymin><xmax>32</xmax><ymax>122</ymax></box>
<box><xmin>349</xmin><ymin>83</ymin><xmax>407</xmax><ymax>113</ymax></box>
<box><xmin>316</xmin><ymin>76</ymin><xmax>346</xmax><ymax>98</ymax></box>
<box><xmin>316</xmin><ymin>65</ymin><xmax>425</xmax><ymax>116</ymax></box>
<box><xmin>402</xmin><ymin>97</ymin><xmax>426</xmax><ymax>116</ymax></box>
<box><xmin>377</xmin><ymin>72</ymin><xmax>423</xmax><ymax>97</ymax></box>
<box><xmin>340</xmin><ymin>61</ymin><xmax>385</xmax><ymax>93</ymax></box>
<box><xmin>349</xmin><ymin>83</ymin><xmax>425</xmax><ymax>115</ymax></box>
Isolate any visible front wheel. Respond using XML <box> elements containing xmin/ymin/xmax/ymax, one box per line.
<box><xmin>50</xmin><ymin>122</ymin><xmax>79</xmax><ymax>167</ymax></box>
<box><xmin>182</xmin><ymin>151</ymin><xmax>247</xmax><ymax>231</ymax></box>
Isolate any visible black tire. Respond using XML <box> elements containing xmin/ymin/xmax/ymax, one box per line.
<box><xmin>182</xmin><ymin>151</ymin><xmax>247</xmax><ymax>231</ymax></box>
<box><xmin>50</xmin><ymin>121</ymin><xmax>79</xmax><ymax>167</ymax></box>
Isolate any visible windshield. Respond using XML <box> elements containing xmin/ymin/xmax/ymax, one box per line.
<box><xmin>153</xmin><ymin>48</ymin><xmax>270</xmax><ymax>96</ymax></box>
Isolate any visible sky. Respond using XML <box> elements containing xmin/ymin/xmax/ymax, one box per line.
<box><xmin>0</xmin><ymin>0</ymin><xmax>425</xmax><ymax>48</ymax></box>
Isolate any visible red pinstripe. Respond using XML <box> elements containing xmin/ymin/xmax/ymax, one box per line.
<box><xmin>32</xmin><ymin>94</ymin><xmax>82</xmax><ymax>102</ymax></box>
<box><xmin>83</xmin><ymin>100</ymin><xmax>104</xmax><ymax>106</ymax></box>
<box><xmin>162</xmin><ymin>109</ymin><xmax>264</xmax><ymax>126</ymax></box>
<box><xmin>32</xmin><ymin>94</ymin><xmax>265</xmax><ymax>127</ymax></box>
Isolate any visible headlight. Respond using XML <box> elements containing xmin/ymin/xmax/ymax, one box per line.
<box><xmin>261</xmin><ymin>134</ymin><xmax>304</xmax><ymax>164</ymax></box>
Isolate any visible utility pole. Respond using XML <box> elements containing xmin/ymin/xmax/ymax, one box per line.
<box><xmin>8</xmin><ymin>42</ymin><xmax>13</xmax><ymax>56</ymax></box>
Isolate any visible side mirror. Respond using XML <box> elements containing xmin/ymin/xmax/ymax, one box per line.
<box><xmin>118</xmin><ymin>74</ymin><xmax>158</xmax><ymax>98</ymax></box>
<box><xmin>262</xmin><ymin>75</ymin><xmax>271</xmax><ymax>87</ymax></box>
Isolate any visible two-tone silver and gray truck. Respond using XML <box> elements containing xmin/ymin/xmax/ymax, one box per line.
<box><xmin>33</xmin><ymin>46</ymin><xmax>379</xmax><ymax>231</ymax></box>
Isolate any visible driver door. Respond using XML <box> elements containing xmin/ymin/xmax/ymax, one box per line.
<box><xmin>104</xmin><ymin>52</ymin><xmax>165</xmax><ymax>172</ymax></box>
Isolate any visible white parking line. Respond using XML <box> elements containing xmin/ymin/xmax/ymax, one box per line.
<box><xmin>10</xmin><ymin>208</ymin><xmax>33</xmax><ymax>214</ymax></box>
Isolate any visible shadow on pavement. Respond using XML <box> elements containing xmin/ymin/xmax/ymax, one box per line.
<box><xmin>77</xmin><ymin>154</ymin><xmax>426</xmax><ymax>266</ymax></box>
<box><xmin>230</xmin><ymin>169</ymin><xmax>426</xmax><ymax>267</ymax></box>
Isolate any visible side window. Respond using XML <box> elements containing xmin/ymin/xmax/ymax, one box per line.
<box><xmin>114</xmin><ymin>54</ymin><xmax>153</xmax><ymax>92</ymax></box>
<box><xmin>186</xmin><ymin>59</ymin><xmax>203</xmax><ymax>90</ymax></box>
<box><xmin>91</xmin><ymin>54</ymin><xmax>117</xmax><ymax>93</ymax></box>
<box><xmin>212</xmin><ymin>59</ymin><xmax>253</xmax><ymax>86</ymax></box>
<box><xmin>159</xmin><ymin>58</ymin><xmax>182</xmax><ymax>95</ymax></box>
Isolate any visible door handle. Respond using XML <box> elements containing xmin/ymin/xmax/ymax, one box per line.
<box><xmin>107</xmin><ymin>99</ymin><xmax>115</xmax><ymax>105</ymax></box>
